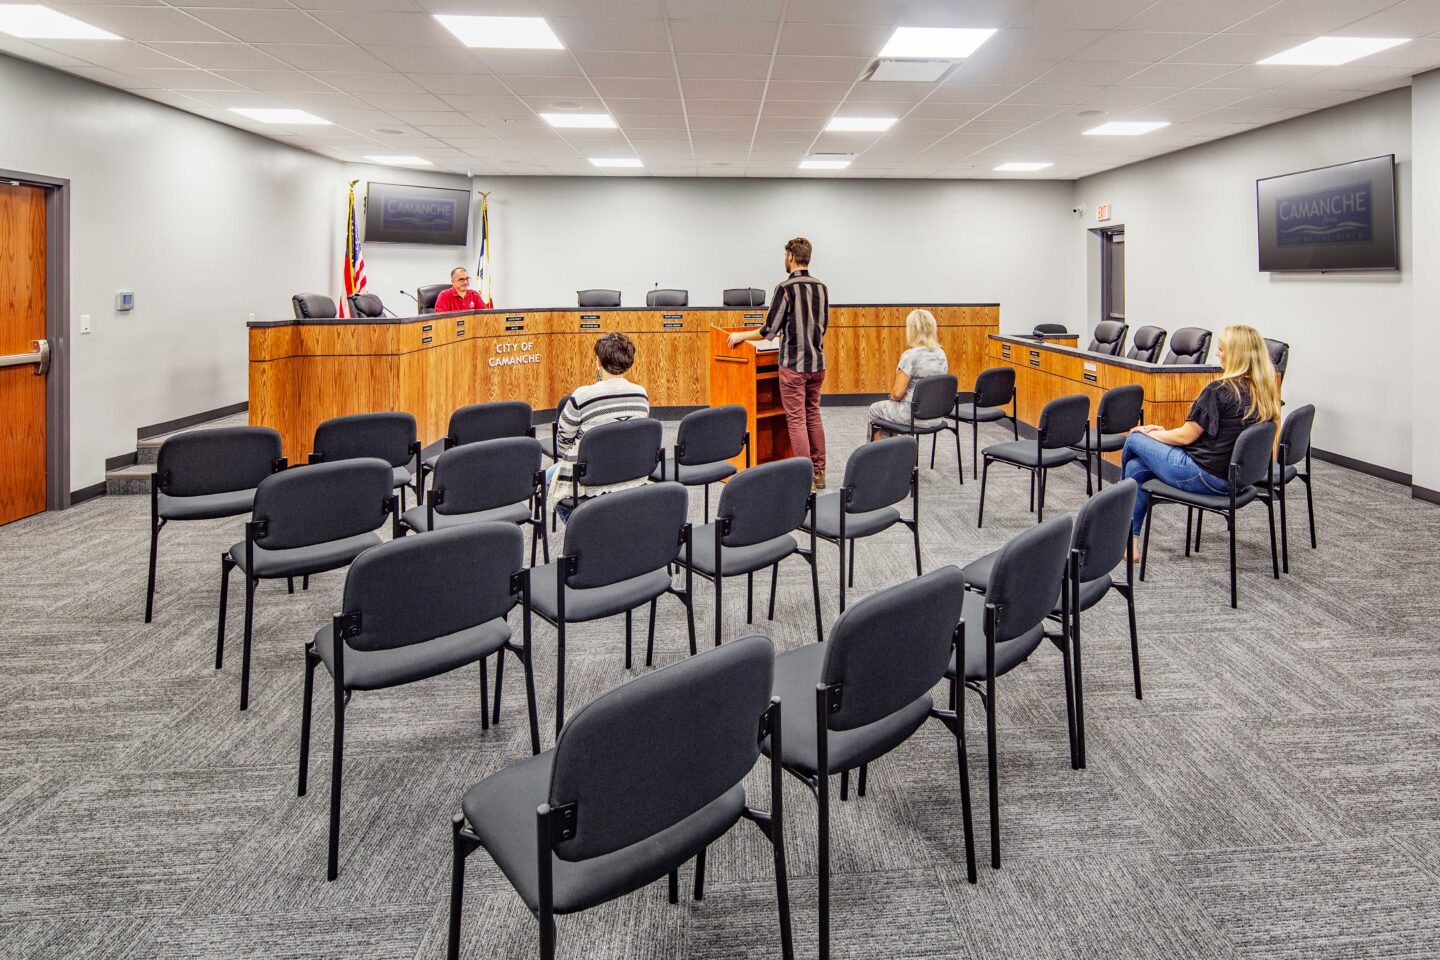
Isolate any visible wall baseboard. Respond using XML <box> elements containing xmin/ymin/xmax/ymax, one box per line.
<box><xmin>821</xmin><ymin>393</ymin><xmax>885</xmax><ymax>407</ymax></box>
<box><xmin>1311</xmin><ymin>447</ymin><xmax>1411</xmax><ymax>487</ymax></box>
<box><xmin>1413</xmin><ymin>485</ymin><xmax>1440</xmax><ymax>506</ymax></box>
<box><xmin>137</xmin><ymin>400</ymin><xmax>248</xmax><ymax>440</ymax></box>
<box><xmin>70</xmin><ymin>481</ymin><xmax>106</xmax><ymax>505</ymax></box>
<box><xmin>105</xmin><ymin>451</ymin><xmax>137</xmax><ymax>471</ymax></box>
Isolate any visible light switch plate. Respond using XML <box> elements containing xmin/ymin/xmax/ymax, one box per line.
<box><xmin>80</xmin><ymin>314</ymin><xmax>91</xmax><ymax>334</ymax></box>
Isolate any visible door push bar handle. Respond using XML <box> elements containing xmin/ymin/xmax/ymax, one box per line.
<box><xmin>0</xmin><ymin>339</ymin><xmax>50</xmax><ymax>375</ymax></box>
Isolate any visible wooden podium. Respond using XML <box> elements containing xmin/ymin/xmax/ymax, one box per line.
<box><xmin>708</xmin><ymin>325</ymin><xmax>793</xmax><ymax>471</ymax></box>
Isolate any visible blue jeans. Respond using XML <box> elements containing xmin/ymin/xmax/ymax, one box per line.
<box><xmin>1121</xmin><ymin>432</ymin><xmax>1231</xmax><ymax>535</ymax></box>
<box><xmin>544</xmin><ymin>464</ymin><xmax>573</xmax><ymax>524</ymax></box>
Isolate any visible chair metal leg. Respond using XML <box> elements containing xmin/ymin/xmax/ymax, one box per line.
<box><xmin>326</xmin><ymin>685</ymin><xmax>345</xmax><ymax>880</ymax></box>
<box><xmin>986</xmin><ymin>676</ymin><xmax>1000</xmax><ymax>869</ymax></box>
<box><xmin>1037</xmin><ymin>468</ymin><xmax>1047</xmax><ymax>523</ymax></box>
<box><xmin>857</xmin><ymin>763</ymin><xmax>868</xmax><ymax>797</ymax></box>
<box><xmin>954</xmin><ymin>677</ymin><xmax>978</xmax><ymax>884</ymax></box>
<box><xmin>1140</xmin><ymin>502</ymin><xmax>1155</xmax><ymax>581</ymax></box>
<box><xmin>447</xmin><ymin>817</ymin><xmax>471</xmax><ymax>960</ymax></box>
<box><xmin>703</xmin><ymin>484</ymin><xmax>710</xmax><ymax>524</ymax></box>
<box><xmin>240</xmin><ymin>576</ymin><xmax>257</xmax><ymax>711</ymax></box>
<box><xmin>847</xmin><ymin>539</ymin><xmax>856</xmax><ymax>588</ymax></box>
<box><xmin>521</xmin><ymin>609</ymin><xmax>540</xmax><ymax>755</ymax></box>
<box><xmin>838</xmin><ymin>539</ymin><xmax>847</xmax><ymax>614</ymax></box>
<box><xmin>1195</xmin><ymin>510</ymin><xmax>1205</xmax><ymax>551</ymax></box>
<box><xmin>809</xmin><ymin>552</ymin><xmax>824</xmax><ymax>644</ymax></box>
<box><xmin>478</xmin><ymin>655</ymin><xmax>490</xmax><ymax>732</ymax></box>
<box><xmin>645</xmin><ymin>598</ymin><xmax>658</xmax><ymax>667</ymax></box>
<box><xmin>1304</xmin><ymin>475</ymin><xmax>1317</xmax><ymax>548</ymax></box>
<box><xmin>668</xmin><ymin>869</ymin><xmax>679</xmax><ymax>904</ymax></box>
<box><xmin>302</xmin><ymin>575</ymin><xmax>309</xmax><ymax>591</ymax></box>
<box><xmin>977</xmin><ymin>458</ymin><xmax>990</xmax><ymax>528</ymax></box>
<box><xmin>216</xmin><ymin>554</ymin><xmax>233</xmax><ymax>669</ymax></box>
<box><xmin>1278</xmin><ymin>482</ymin><xmax>1290</xmax><ymax>574</ymax></box>
<box><xmin>624</xmin><ymin>609</ymin><xmax>633</xmax><ymax>669</ymax></box>
<box><xmin>298</xmin><ymin>645</ymin><xmax>319</xmax><ymax>796</ymax></box>
<box><xmin>694</xmin><ymin>847</ymin><xmax>707</xmax><ymax>901</ymax></box>
<box><xmin>1185</xmin><ymin>507</ymin><xmax>1194</xmax><ymax>557</ymax></box>
<box><xmin>145</xmin><ymin>519</ymin><xmax>162</xmax><ymax>623</ymax></box>
<box><xmin>555</xmin><ymin>619</ymin><xmax>567</xmax><ymax>736</ymax></box>
<box><xmin>1085</xmin><ymin>452</ymin><xmax>1094</xmax><ymax>497</ymax></box>
<box><xmin>1228</xmin><ymin>509</ymin><xmax>1238</xmax><ymax>609</ymax></box>
<box><xmin>747</xmin><ymin>571</ymin><xmax>754</xmax><ymax>624</ymax></box>
<box><xmin>1060</xmin><ymin>636</ymin><xmax>1078</xmax><ymax>771</ymax></box>
<box><xmin>1028</xmin><ymin>471</ymin><xmax>1035</xmax><ymax>513</ymax></box>
<box><xmin>817</xmin><ymin>765</ymin><xmax>831</xmax><ymax>960</ymax></box>
<box><xmin>714</xmin><ymin>572</ymin><xmax>724</xmax><ymax>648</ymax></box>
<box><xmin>840</xmin><ymin>769</ymin><xmax>849</xmax><ymax>802</ymax></box>
<box><xmin>539</xmin><ymin>913</ymin><xmax>556</xmax><ymax>960</ymax></box>
<box><xmin>768</xmin><ymin>562</ymin><xmax>779</xmax><ymax>620</ymax></box>
<box><xmin>972</xmin><ymin>420</ymin><xmax>980</xmax><ymax>479</ymax></box>
<box><xmin>1072</xmin><ymin>607</ymin><xmax>1087</xmax><ymax>769</ymax></box>
<box><xmin>1266</xmin><ymin>497</ymin><xmax>1280</xmax><ymax>580</ymax></box>
<box><xmin>287</xmin><ymin>577</ymin><xmax>294</xmax><ymax>595</ymax></box>
<box><xmin>1125</xmin><ymin>587</ymin><xmax>1142</xmax><ymax>700</ymax></box>
<box><xmin>953</xmin><ymin>424</ymin><xmax>964</xmax><ymax>486</ymax></box>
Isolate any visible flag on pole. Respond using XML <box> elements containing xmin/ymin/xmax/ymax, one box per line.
<box><xmin>475</xmin><ymin>192</ymin><xmax>493</xmax><ymax>309</ymax></box>
<box><xmin>340</xmin><ymin>179</ymin><xmax>367</xmax><ymax>318</ymax></box>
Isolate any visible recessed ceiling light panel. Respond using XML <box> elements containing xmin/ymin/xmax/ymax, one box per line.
<box><xmin>867</xmin><ymin>59</ymin><xmax>953</xmax><ymax>82</ymax></box>
<box><xmin>0</xmin><ymin>5</ymin><xmax>119</xmax><ymax>39</ymax></box>
<box><xmin>364</xmin><ymin>155</ymin><xmax>433</xmax><ymax>166</ymax></box>
<box><xmin>590</xmin><ymin>158</ymin><xmax>642</xmax><ymax>168</ymax></box>
<box><xmin>1258</xmin><ymin>36</ymin><xmax>1408</xmax><ymax>66</ymax></box>
<box><xmin>541</xmin><ymin>113</ymin><xmax>616</xmax><ymax>129</ymax></box>
<box><xmin>1083</xmin><ymin>121</ymin><xmax>1169</xmax><ymax>136</ymax></box>
<box><xmin>994</xmin><ymin>162</ymin><xmax>1053</xmax><ymax>172</ymax></box>
<box><xmin>879</xmin><ymin>26</ymin><xmax>997</xmax><ymax>59</ymax></box>
<box><xmin>825</xmin><ymin>116</ymin><xmax>896</xmax><ymax>132</ymax></box>
<box><xmin>230</xmin><ymin>107</ymin><xmax>331</xmax><ymax>125</ymax></box>
<box><xmin>800</xmin><ymin>159</ymin><xmax>851</xmax><ymax>170</ymax></box>
<box><xmin>434</xmin><ymin>15</ymin><xmax>563</xmax><ymax>50</ymax></box>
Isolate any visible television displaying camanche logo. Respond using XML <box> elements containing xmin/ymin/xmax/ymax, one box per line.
<box><xmin>382</xmin><ymin>197</ymin><xmax>458</xmax><ymax>232</ymax></box>
<box><xmin>1275</xmin><ymin>180</ymin><xmax>1372</xmax><ymax>246</ymax></box>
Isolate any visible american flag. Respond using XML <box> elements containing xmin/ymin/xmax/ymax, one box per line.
<box><xmin>340</xmin><ymin>179</ymin><xmax>367</xmax><ymax>318</ymax></box>
<box><xmin>475</xmin><ymin>191</ymin><xmax>493</xmax><ymax>309</ymax></box>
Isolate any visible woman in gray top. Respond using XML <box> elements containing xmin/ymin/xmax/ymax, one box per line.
<box><xmin>869</xmin><ymin>309</ymin><xmax>950</xmax><ymax>440</ymax></box>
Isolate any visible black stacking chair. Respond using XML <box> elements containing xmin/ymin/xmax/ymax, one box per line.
<box><xmin>869</xmin><ymin>374</ymin><xmax>963</xmax><ymax>484</ymax></box>
<box><xmin>948</xmin><ymin>514</ymin><xmax>1073</xmax><ymax>869</ymax></box>
<box><xmin>652</xmin><ymin>405</ymin><xmax>749</xmax><ymax>523</ymax></box>
<box><xmin>646</xmin><ymin>288</ymin><xmax>688</xmax><ymax>307</ymax></box>
<box><xmin>299</xmin><ymin>523</ymin><xmax>538</xmax><ymax>881</ymax></box>
<box><xmin>723</xmin><ymin>287</ymin><xmax>765</xmax><ymax>307</ymax></box>
<box><xmin>552</xmin><ymin>417</ymin><xmax>664</xmax><ymax>529</ymax></box>
<box><xmin>347</xmin><ymin>293</ymin><xmax>385</xmax><ymax>318</ymax></box>
<box><xmin>942</xmin><ymin>367</ymin><xmax>1018</xmax><ymax>479</ymax></box>
<box><xmin>310</xmin><ymin>412</ymin><xmax>422</xmax><ymax>509</ymax></box>
<box><xmin>964</xmin><ymin>480</ymin><xmax>1140</xmax><ymax>770</ymax></box>
<box><xmin>803</xmin><ymin>436</ymin><xmax>920</xmax><ymax>612</ymax></box>
<box><xmin>1140</xmin><ymin>419</ymin><xmax>1279</xmax><ymax>608</ymax></box>
<box><xmin>1031</xmin><ymin>323</ymin><xmax>1068</xmax><ymax>338</ymax></box>
<box><xmin>417</xmin><ymin>284</ymin><xmax>447</xmax><ymax>314</ymax></box>
<box><xmin>1074</xmin><ymin>384</ymin><xmax>1144</xmax><ymax>494</ymax></box>
<box><xmin>1265</xmin><ymin>338</ymin><xmax>1290</xmax><ymax>376</ymax></box>
<box><xmin>769</xmin><ymin>569</ymin><xmax>976</xmax><ymax>959</ymax></box>
<box><xmin>417</xmin><ymin>400</ymin><xmax>535</xmax><ymax>502</ymax></box>
<box><xmin>526</xmin><ymin>483</ymin><xmax>696</xmax><ymax>733</ymax></box>
<box><xmin>1162</xmin><ymin>327</ymin><xmax>1212</xmax><ymax>365</ymax></box>
<box><xmin>218</xmin><ymin>458</ymin><xmax>397</xmax><ymax>710</ymax></box>
<box><xmin>1087</xmin><ymin>320</ymin><xmax>1128</xmax><ymax>356</ymax></box>
<box><xmin>577</xmin><ymin>289</ymin><xmax>621</xmax><ymax>307</ymax></box>
<box><xmin>678</xmin><ymin>457</ymin><xmax>823</xmax><ymax>649</ymax></box>
<box><xmin>292</xmin><ymin>293</ymin><xmax>337</xmax><ymax>319</ymax></box>
<box><xmin>1257</xmin><ymin>403</ymin><xmax>1316</xmax><ymax>573</ymax></box>
<box><xmin>145</xmin><ymin>426</ymin><xmax>285</xmax><ymax>623</ymax></box>
<box><xmin>402</xmin><ymin>438</ymin><xmax>549</xmax><ymax>565</ymax></box>
<box><xmin>446</xmin><ymin>636</ymin><xmax>793</xmax><ymax>960</ymax></box>
<box><xmin>977</xmin><ymin>394</ymin><xmax>1089</xmax><ymax>527</ymax></box>
<box><xmin>1127</xmin><ymin>325</ymin><xmax>1167</xmax><ymax>363</ymax></box>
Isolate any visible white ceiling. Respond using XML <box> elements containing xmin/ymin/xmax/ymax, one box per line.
<box><xmin>4</xmin><ymin>0</ymin><xmax>1440</xmax><ymax>179</ymax></box>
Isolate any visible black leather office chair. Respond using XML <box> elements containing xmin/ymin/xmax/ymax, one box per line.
<box><xmin>1031</xmin><ymin>323</ymin><xmax>1068</xmax><ymax>338</ymax></box>
<box><xmin>646</xmin><ymin>288</ymin><xmax>688</xmax><ymax>307</ymax></box>
<box><xmin>1265</xmin><ymin>338</ymin><xmax>1290</xmax><ymax>375</ymax></box>
<box><xmin>1127</xmin><ymin>326</ymin><xmax>1167</xmax><ymax>363</ymax></box>
<box><xmin>292</xmin><ymin>293</ymin><xmax>337</xmax><ymax>320</ymax></box>
<box><xmin>723</xmin><ymin>287</ymin><xmax>766</xmax><ymax>307</ymax></box>
<box><xmin>1162</xmin><ymin>327</ymin><xmax>1212</xmax><ymax>365</ymax></box>
<box><xmin>347</xmin><ymin>293</ymin><xmax>385</xmax><ymax>318</ymax></box>
<box><xmin>417</xmin><ymin>284</ymin><xmax>447</xmax><ymax>314</ymax></box>
<box><xmin>578</xmin><ymin>289</ymin><xmax>622</xmax><ymax>307</ymax></box>
<box><xmin>1087</xmin><ymin>321</ymin><xmax>1128</xmax><ymax>356</ymax></box>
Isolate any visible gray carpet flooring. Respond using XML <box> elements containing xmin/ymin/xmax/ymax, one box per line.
<box><xmin>2</xmin><ymin>406</ymin><xmax>1438</xmax><ymax>960</ymax></box>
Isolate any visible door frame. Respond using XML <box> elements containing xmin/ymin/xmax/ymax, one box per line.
<box><xmin>1094</xmin><ymin>225</ymin><xmax>1125</xmax><ymax>329</ymax></box>
<box><xmin>1</xmin><ymin>168</ymin><xmax>71</xmax><ymax>510</ymax></box>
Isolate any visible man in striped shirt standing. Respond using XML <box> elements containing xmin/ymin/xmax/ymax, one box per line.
<box><xmin>729</xmin><ymin>237</ymin><xmax>831</xmax><ymax>488</ymax></box>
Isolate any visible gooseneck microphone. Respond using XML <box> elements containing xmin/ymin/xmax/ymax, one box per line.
<box><xmin>400</xmin><ymin>289</ymin><xmax>421</xmax><ymax>310</ymax></box>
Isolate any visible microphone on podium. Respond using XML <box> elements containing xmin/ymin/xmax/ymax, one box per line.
<box><xmin>399</xmin><ymin>289</ymin><xmax>421</xmax><ymax>311</ymax></box>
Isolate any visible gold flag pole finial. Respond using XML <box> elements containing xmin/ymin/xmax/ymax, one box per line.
<box><xmin>348</xmin><ymin>178</ymin><xmax>360</xmax><ymax>189</ymax></box>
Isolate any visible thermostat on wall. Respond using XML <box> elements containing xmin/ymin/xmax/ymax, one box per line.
<box><xmin>115</xmin><ymin>291</ymin><xmax>135</xmax><ymax>312</ymax></box>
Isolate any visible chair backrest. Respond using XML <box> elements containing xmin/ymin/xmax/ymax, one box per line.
<box><xmin>1096</xmin><ymin>384</ymin><xmax>1144</xmax><ymax>434</ymax></box>
<box><xmin>1032</xmin><ymin>323</ymin><xmax>1068</xmax><ymax>336</ymax></box>
<box><xmin>1163</xmin><ymin>327</ymin><xmax>1212</xmax><ymax>365</ymax></box>
<box><xmin>417</xmin><ymin>284</ymin><xmax>447</xmax><ymax>314</ymax></box>
<box><xmin>1127</xmin><ymin>325</ymin><xmax>1167</xmax><ymax>363</ymax></box>
<box><xmin>1265</xmin><ymin>337</ymin><xmax>1290</xmax><ymax>375</ymax></box>
<box><xmin>844</xmin><ymin>436</ymin><xmax>915</xmax><ymax>513</ymax></box>
<box><xmin>973</xmin><ymin>366</ymin><xmax>1016</xmax><ymax>409</ymax></box>
<box><xmin>723</xmin><ymin>287</ymin><xmax>765</xmax><ymax>307</ymax></box>
<box><xmin>548</xmin><ymin>635</ymin><xmax>773</xmax><ymax>861</ymax></box>
<box><xmin>575</xmin><ymin>418</ymin><xmax>663</xmax><ymax>489</ymax></box>
<box><xmin>1231</xmin><ymin>419</ymin><xmax>1278</xmax><ymax>488</ymax></box>
<box><xmin>676</xmin><ymin>405</ymin><xmax>746</xmax><ymax>466</ymax></box>
<box><xmin>717</xmin><ymin>457</ymin><xmax>812</xmax><ymax>548</ymax></box>
<box><xmin>987</xmin><ymin>514</ymin><xmax>1073</xmax><ymax>644</ymax></box>
<box><xmin>432</xmin><ymin>438</ymin><xmax>542</xmax><ymax>516</ymax></box>
<box><xmin>341</xmin><ymin>523</ymin><xmax>522</xmax><ymax>653</ymax></box>
<box><xmin>911</xmin><ymin>373</ymin><xmax>959</xmax><ymax>421</ymax></box>
<box><xmin>1072</xmin><ymin>479</ymin><xmax>1137</xmax><ymax>583</ymax></box>
<box><xmin>578</xmin><ymin>288</ymin><xmax>622</xmax><ymax>307</ymax></box>
<box><xmin>292</xmin><ymin>293</ymin><xmax>336</xmax><ymax>319</ymax></box>
<box><xmin>251</xmin><ymin>459</ymin><xmax>393</xmax><ymax>550</ymax></box>
<box><xmin>447</xmin><ymin>401</ymin><xmax>533</xmax><ymax>445</ymax></box>
<box><xmin>312</xmin><ymin>412</ymin><xmax>417</xmax><ymax>469</ymax></box>
<box><xmin>1087</xmin><ymin>320</ymin><xmax>1129</xmax><ymax>356</ymax></box>
<box><xmin>821</xmin><ymin>566</ymin><xmax>964</xmax><ymax>731</ymax></box>
<box><xmin>347</xmin><ymin>293</ymin><xmax>385</xmax><ymax>318</ymax></box>
<box><xmin>1278</xmin><ymin>404</ymin><xmax>1315</xmax><ymax>467</ymax></box>
<box><xmin>1038</xmin><ymin>394</ymin><xmax>1090</xmax><ymax>449</ymax></box>
<box><xmin>563</xmin><ymin>482</ymin><xmax>688</xmax><ymax>589</ymax></box>
<box><xmin>646</xmin><ymin>288</ymin><xmax>688</xmax><ymax>307</ymax></box>
<box><xmin>156</xmin><ymin>426</ymin><xmax>282</xmax><ymax>497</ymax></box>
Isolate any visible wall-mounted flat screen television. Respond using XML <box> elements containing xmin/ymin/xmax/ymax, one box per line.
<box><xmin>1256</xmin><ymin>155</ymin><xmax>1398</xmax><ymax>272</ymax></box>
<box><xmin>364</xmin><ymin>182</ymin><xmax>470</xmax><ymax>245</ymax></box>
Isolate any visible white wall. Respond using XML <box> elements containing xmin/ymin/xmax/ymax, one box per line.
<box><xmin>1409</xmin><ymin>71</ymin><xmax>1440</xmax><ymax>493</ymax></box>
<box><xmin>1072</xmin><ymin>89</ymin><xmax>1414</xmax><ymax>475</ymax></box>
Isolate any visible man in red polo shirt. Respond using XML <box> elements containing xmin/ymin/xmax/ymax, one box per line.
<box><xmin>434</xmin><ymin>267</ymin><xmax>485</xmax><ymax>312</ymax></box>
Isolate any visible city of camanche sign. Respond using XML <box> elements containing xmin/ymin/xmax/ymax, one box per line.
<box><xmin>489</xmin><ymin>341</ymin><xmax>541</xmax><ymax>367</ymax></box>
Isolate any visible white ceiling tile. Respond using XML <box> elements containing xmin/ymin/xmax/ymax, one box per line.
<box><xmin>501</xmin><ymin>75</ymin><xmax>593</xmax><ymax>96</ymax></box>
<box><xmin>439</xmin><ymin>93</ymin><xmax>526</xmax><ymax>112</ymax></box>
<box><xmin>475</xmin><ymin>49</ymin><xmax>582</xmax><ymax>75</ymax></box>
<box><xmin>65</xmin><ymin>64</ymin><xmax>158</xmax><ymax>88</ymax></box>
<box><xmin>1078</xmin><ymin>85</ymin><xmax>1173</xmax><ymax>107</ymax></box>
<box><xmin>777</xmin><ymin>22</ymin><xmax>892</xmax><ymax>57</ymax></box>
<box><xmin>1117</xmin><ymin>0</ymin><xmax>1279</xmax><ymax>33</ymax></box>
<box><xmin>1041</xmin><ymin>60</ymin><xmax>1151</xmax><ymax>84</ymax></box>
<box><xmin>663</xmin><ymin>0</ymin><xmax>781</xmax><ymax>21</ymax></box>
<box><xmin>784</xmin><ymin>0</ymin><xmax>906</xmax><ymax>25</ymax></box>
<box><xmin>408</xmin><ymin>73</ymin><xmax>507</xmax><ymax>94</ymax></box>
<box><xmin>1195</xmin><ymin>104</ymin><xmax>1307</xmax><ymax>124</ymax></box>
<box><xmin>1012</xmin><ymin>0</ymin><xmax>1156</xmax><ymax>30</ymax></box>
<box><xmin>156</xmin><ymin>0</ymin><xmax>287</xmax><ymax>6</ymax></box>
<box><xmin>0</xmin><ymin>35</ymin><xmax>91</xmax><ymax>68</ymax></box>
<box><xmin>1279</xmin><ymin>66</ymin><xmax>1410</xmax><ymax>91</ymax></box>
<box><xmin>358</xmin><ymin>91</ymin><xmax>451</xmax><ymax>110</ymax></box>
<box><xmin>180</xmin><ymin>8</ymin><xmax>348</xmax><ymax>43</ymax></box>
<box><xmin>670</xmin><ymin>19</ymin><xmax>778</xmax><ymax>55</ymax></box>
<box><xmin>219</xmin><ymin>69</ymin><xmax>336</xmax><ymax>91</ymax></box>
<box><xmin>144</xmin><ymin>42</ymin><xmax>288</xmax><ymax>71</ymax></box>
<box><xmin>675</xmin><ymin>54</ymin><xmax>773</xmax><ymax>80</ymax></box>
<box><xmin>966</xmin><ymin>28</ymin><xmax>1107</xmax><ymax>62</ymax></box>
<box><xmin>541</xmin><ymin>0</ymin><xmax>661</xmax><ymax>17</ymax></box>
<box><xmin>592</xmin><ymin>76</ymin><xmax>680</xmax><ymax>98</ymax></box>
<box><xmin>1228</xmin><ymin>0</ymin><xmax>1398</xmax><ymax>36</ymax></box>
<box><xmin>261</xmin><ymin>43</ymin><xmax>395</xmax><ymax>71</ymax></box>
<box><xmin>279</xmin><ymin>90</ymin><xmax>373</xmax><ymax>109</ymax></box>
<box><xmin>947</xmin><ymin>58</ymin><xmax>1056</xmax><ymax>85</ymax></box>
<box><xmin>681</xmin><ymin>78</ymin><xmax>766</xmax><ymax>100</ymax></box>
<box><xmin>762</xmin><ymin>79</ymin><xmax>851</xmax><ymax>100</ymax></box>
<box><xmin>296</xmin><ymin>0</ymin><xmax>424</xmax><ymax>9</ymax></box>
<box><xmin>1339</xmin><ymin>37</ymin><xmax>1440</xmax><ymax>71</ymax></box>
<box><xmin>1154</xmin><ymin>86</ymin><xmax>1254</xmax><ymax>107</ymax></box>
<box><xmin>927</xmin><ymin>82</ymin><xmax>1022</xmax><ymax>103</ymax></box>
<box><xmin>624</xmin><ymin>122</ymin><xmax>690</xmax><ymax>135</ymax></box>
<box><xmin>980</xmin><ymin>102</ymin><xmax>1066</xmax><ymax>121</ymax></box>
<box><xmin>1122</xmin><ymin>62</ymin><xmax>1239</xmax><ymax>86</ymax></box>
<box><xmin>685</xmin><ymin>98</ymin><xmax>759</xmax><ymax>117</ymax></box>
<box><xmin>767</xmin><ymin>55</ymin><xmax>869</xmax><ymax>82</ymax></box>
<box><xmin>688</xmin><ymin>115</ymin><xmax>756</xmax><ymax>130</ymax></box>
<box><xmin>186</xmin><ymin>89</ymin><xmax>290</xmax><ymax>107</ymax></box>
<box><xmin>1072</xmin><ymin>31</ymin><xmax>1208</xmax><ymax>62</ymax></box>
<box><xmin>310</xmin><ymin>11</ymin><xmax>456</xmax><ymax>46</ymax></box>
<box><xmin>1337</xmin><ymin>0</ymin><xmax>1440</xmax><ymax>37</ymax></box>
<box><xmin>1007</xmin><ymin>83</ymin><xmax>1104</xmax><ymax>105</ymax></box>
<box><xmin>518</xmin><ymin>94</ymin><xmax>604</xmax><ymax>110</ymax></box>
<box><xmin>48</xmin><ymin>6</ymin><xmax>233</xmax><ymax>42</ymax></box>
<box><xmin>846</xmin><ymin>80</ymin><xmax>937</xmax><ymax>102</ymax></box>
<box><xmin>1233</xmin><ymin>88</ymin><xmax>1369</xmax><ymax>110</ymax></box>
<box><xmin>550</xmin><ymin>18</ymin><xmax>671</xmax><ymax>53</ymax></box>
<box><xmin>1165</xmin><ymin>33</ymin><xmax>1310</xmax><ymax>65</ymax></box>
<box><xmin>761</xmin><ymin>99</ymin><xmax>840</xmax><ymax>118</ymax></box>
<box><xmin>608</xmin><ymin>97</ymin><xmax>684</xmax><ymax>115</ymax></box>
<box><xmin>1202</xmin><ymin>63</ymin><xmax>1327</xmax><ymax>87</ymax></box>
<box><xmin>573</xmin><ymin>51</ymin><xmax>674</xmax><ymax>77</ymax></box>
<box><xmin>905</xmin><ymin>102</ymin><xmax>988</xmax><ymax>121</ymax></box>
<box><xmin>315</xmin><ymin>71</ymin><xmax>428</xmax><ymax>92</ymax></box>
<box><xmin>31</xmin><ymin>39</ymin><xmax>188</xmax><ymax>68</ymax></box>
<box><xmin>359</xmin><ymin>44</ymin><xmax>491</xmax><ymax>72</ymax></box>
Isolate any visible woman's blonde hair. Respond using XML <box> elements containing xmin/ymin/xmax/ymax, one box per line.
<box><xmin>1217</xmin><ymin>324</ymin><xmax>1281</xmax><ymax>423</ymax></box>
<box><xmin>905</xmin><ymin>309</ymin><xmax>942</xmax><ymax>351</ymax></box>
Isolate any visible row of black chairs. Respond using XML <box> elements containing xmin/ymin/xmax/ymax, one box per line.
<box><xmin>1033</xmin><ymin>322</ymin><xmax>1292</xmax><ymax>374</ymax></box>
<box><xmin>290</xmin><ymin>287</ymin><xmax>772</xmax><ymax>320</ymax></box>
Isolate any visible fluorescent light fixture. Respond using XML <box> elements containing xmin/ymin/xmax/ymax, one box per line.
<box><xmin>1258</xmin><ymin>36</ymin><xmax>1409</xmax><ymax>66</ymax></box>
<box><xmin>800</xmin><ymin>159</ymin><xmax>851</xmax><ymax>170</ymax></box>
<box><xmin>879</xmin><ymin>26</ymin><xmax>997</xmax><ymax>59</ymax></box>
<box><xmin>1083</xmin><ymin>121</ymin><xmax>1169</xmax><ymax>136</ymax></box>
<box><xmin>867</xmin><ymin>59</ymin><xmax>953</xmax><ymax>82</ymax></box>
<box><xmin>590</xmin><ymin>158</ymin><xmax>642</xmax><ymax>168</ymax></box>
<box><xmin>433</xmin><ymin>15</ymin><xmax>563</xmax><ymax>50</ymax></box>
<box><xmin>825</xmin><ymin>116</ymin><xmax>896</xmax><ymax>132</ymax></box>
<box><xmin>0</xmin><ymin>5</ymin><xmax>119</xmax><ymax>39</ymax></box>
<box><xmin>364</xmin><ymin>155</ymin><xmax>432</xmax><ymax>167</ymax></box>
<box><xmin>540</xmin><ymin>112</ymin><xmax>616</xmax><ymax>129</ymax></box>
<box><xmin>994</xmin><ymin>162</ymin><xmax>1053</xmax><ymax>172</ymax></box>
<box><xmin>229</xmin><ymin>107</ymin><xmax>331</xmax><ymax>125</ymax></box>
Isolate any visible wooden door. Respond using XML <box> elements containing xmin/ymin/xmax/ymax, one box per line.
<box><xmin>0</xmin><ymin>183</ymin><xmax>47</xmax><ymax>524</ymax></box>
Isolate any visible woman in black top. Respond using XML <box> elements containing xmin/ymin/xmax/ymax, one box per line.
<box><xmin>1120</xmin><ymin>324</ymin><xmax>1282</xmax><ymax>554</ymax></box>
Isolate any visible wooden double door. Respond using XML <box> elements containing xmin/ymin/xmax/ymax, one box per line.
<box><xmin>0</xmin><ymin>182</ymin><xmax>49</xmax><ymax>525</ymax></box>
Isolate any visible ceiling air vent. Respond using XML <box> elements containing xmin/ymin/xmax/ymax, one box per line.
<box><xmin>864</xmin><ymin>59</ymin><xmax>955</xmax><ymax>83</ymax></box>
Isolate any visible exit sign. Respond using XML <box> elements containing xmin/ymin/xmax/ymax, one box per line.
<box><xmin>1096</xmin><ymin>203</ymin><xmax>1112</xmax><ymax>222</ymax></box>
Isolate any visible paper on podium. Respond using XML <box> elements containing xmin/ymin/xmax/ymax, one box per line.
<box><xmin>753</xmin><ymin>338</ymin><xmax>780</xmax><ymax>352</ymax></box>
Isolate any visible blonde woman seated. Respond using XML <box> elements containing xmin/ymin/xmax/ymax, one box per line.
<box><xmin>869</xmin><ymin>308</ymin><xmax>950</xmax><ymax>441</ymax></box>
